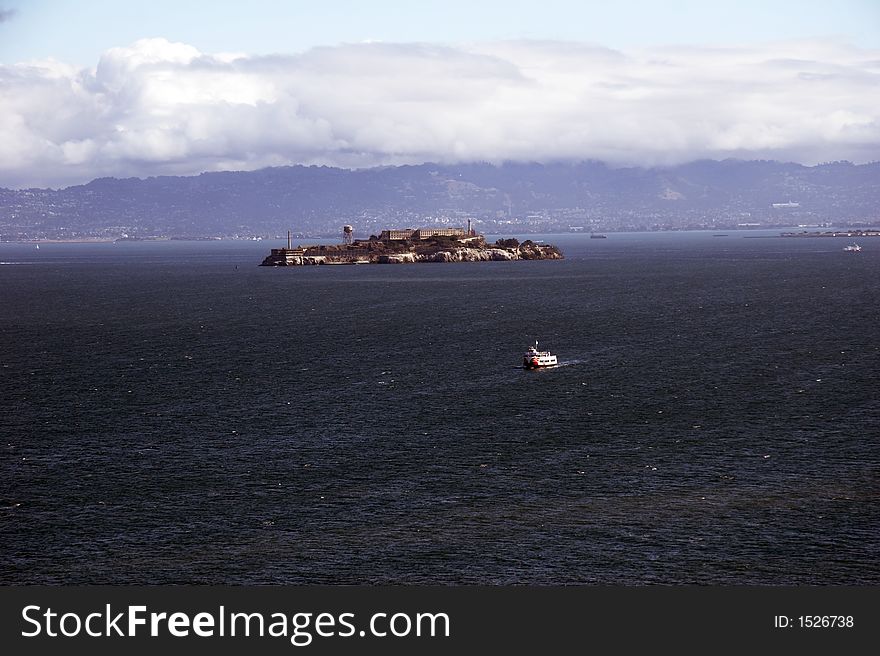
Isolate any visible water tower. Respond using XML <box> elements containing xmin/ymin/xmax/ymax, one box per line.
<box><xmin>342</xmin><ymin>225</ymin><xmax>354</xmax><ymax>245</ymax></box>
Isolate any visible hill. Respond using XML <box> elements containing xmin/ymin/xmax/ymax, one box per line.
<box><xmin>1</xmin><ymin>160</ymin><xmax>878</xmax><ymax>240</ymax></box>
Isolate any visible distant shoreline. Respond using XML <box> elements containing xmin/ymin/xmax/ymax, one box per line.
<box><xmin>2</xmin><ymin>238</ymin><xmax>117</xmax><ymax>244</ymax></box>
<box><xmin>780</xmin><ymin>229</ymin><xmax>880</xmax><ymax>238</ymax></box>
<box><xmin>4</xmin><ymin>226</ymin><xmax>880</xmax><ymax>245</ymax></box>
<box><xmin>1</xmin><ymin>237</ymin><xmax>230</xmax><ymax>244</ymax></box>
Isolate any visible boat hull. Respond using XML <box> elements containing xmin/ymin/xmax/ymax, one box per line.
<box><xmin>523</xmin><ymin>355</ymin><xmax>558</xmax><ymax>369</ymax></box>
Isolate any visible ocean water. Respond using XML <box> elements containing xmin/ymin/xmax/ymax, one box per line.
<box><xmin>1</xmin><ymin>231</ymin><xmax>878</xmax><ymax>584</ymax></box>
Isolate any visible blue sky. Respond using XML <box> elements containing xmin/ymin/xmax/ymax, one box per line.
<box><xmin>1</xmin><ymin>1</ymin><xmax>879</xmax><ymax>187</ymax></box>
<box><xmin>1</xmin><ymin>0</ymin><xmax>878</xmax><ymax>65</ymax></box>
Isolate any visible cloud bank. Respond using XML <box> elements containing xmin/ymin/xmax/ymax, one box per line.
<box><xmin>1</xmin><ymin>38</ymin><xmax>879</xmax><ymax>187</ymax></box>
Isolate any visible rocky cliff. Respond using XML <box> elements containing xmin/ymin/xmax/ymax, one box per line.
<box><xmin>260</xmin><ymin>237</ymin><xmax>563</xmax><ymax>266</ymax></box>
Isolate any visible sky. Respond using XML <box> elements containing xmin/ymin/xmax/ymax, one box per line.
<box><xmin>1</xmin><ymin>0</ymin><xmax>879</xmax><ymax>188</ymax></box>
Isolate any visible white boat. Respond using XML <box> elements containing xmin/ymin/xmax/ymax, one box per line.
<box><xmin>843</xmin><ymin>243</ymin><xmax>862</xmax><ymax>252</ymax></box>
<box><xmin>523</xmin><ymin>341</ymin><xmax>558</xmax><ymax>369</ymax></box>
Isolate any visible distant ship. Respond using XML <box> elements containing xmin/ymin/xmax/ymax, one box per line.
<box><xmin>523</xmin><ymin>341</ymin><xmax>558</xmax><ymax>369</ymax></box>
<box><xmin>843</xmin><ymin>243</ymin><xmax>862</xmax><ymax>252</ymax></box>
<box><xmin>590</xmin><ymin>233</ymin><xmax>607</xmax><ymax>239</ymax></box>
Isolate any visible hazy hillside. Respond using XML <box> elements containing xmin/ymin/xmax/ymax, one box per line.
<box><xmin>1</xmin><ymin>160</ymin><xmax>878</xmax><ymax>239</ymax></box>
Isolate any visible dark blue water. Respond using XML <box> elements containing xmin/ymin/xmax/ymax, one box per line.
<box><xmin>2</xmin><ymin>232</ymin><xmax>878</xmax><ymax>584</ymax></box>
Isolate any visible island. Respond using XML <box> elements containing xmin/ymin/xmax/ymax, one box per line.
<box><xmin>260</xmin><ymin>227</ymin><xmax>563</xmax><ymax>266</ymax></box>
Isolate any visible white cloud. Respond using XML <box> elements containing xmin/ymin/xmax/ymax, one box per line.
<box><xmin>1</xmin><ymin>37</ymin><xmax>878</xmax><ymax>187</ymax></box>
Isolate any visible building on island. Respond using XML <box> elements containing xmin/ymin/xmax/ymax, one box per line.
<box><xmin>378</xmin><ymin>227</ymin><xmax>469</xmax><ymax>241</ymax></box>
<box><xmin>378</xmin><ymin>229</ymin><xmax>416</xmax><ymax>241</ymax></box>
<box><xmin>377</xmin><ymin>220</ymin><xmax>477</xmax><ymax>242</ymax></box>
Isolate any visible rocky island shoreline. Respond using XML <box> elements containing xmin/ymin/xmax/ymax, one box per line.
<box><xmin>260</xmin><ymin>229</ymin><xmax>563</xmax><ymax>266</ymax></box>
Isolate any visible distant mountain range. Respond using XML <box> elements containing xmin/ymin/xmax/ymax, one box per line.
<box><xmin>1</xmin><ymin>159</ymin><xmax>878</xmax><ymax>239</ymax></box>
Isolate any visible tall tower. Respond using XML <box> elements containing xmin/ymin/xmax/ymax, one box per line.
<box><xmin>342</xmin><ymin>225</ymin><xmax>354</xmax><ymax>245</ymax></box>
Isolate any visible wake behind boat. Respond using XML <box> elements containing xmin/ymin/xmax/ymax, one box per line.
<box><xmin>523</xmin><ymin>341</ymin><xmax>558</xmax><ymax>369</ymax></box>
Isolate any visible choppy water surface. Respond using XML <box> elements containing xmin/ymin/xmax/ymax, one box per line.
<box><xmin>1</xmin><ymin>232</ymin><xmax>878</xmax><ymax>583</ymax></box>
